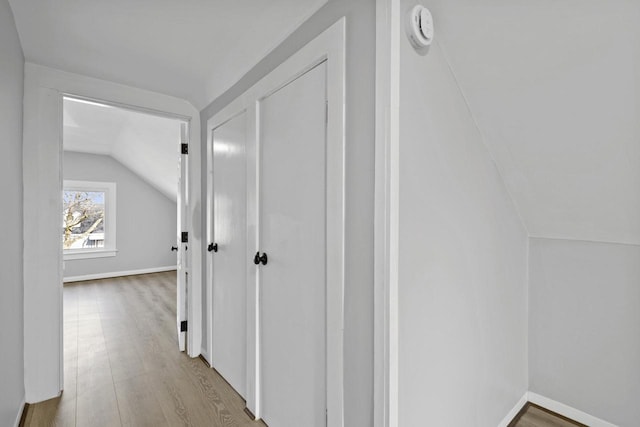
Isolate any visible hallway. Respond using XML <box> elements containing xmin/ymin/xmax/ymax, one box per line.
<box><xmin>22</xmin><ymin>272</ymin><xmax>265</xmax><ymax>427</ymax></box>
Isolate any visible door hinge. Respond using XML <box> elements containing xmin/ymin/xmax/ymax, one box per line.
<box><xmin>181</xmin><ymin>143</ymin><xmax>189</xmax><ymax>154</ymax></box>
<box><xmin>180</xmin><ymin>320</ymin><xmax>188</xmax><ymax>332</ymax></box>
<box><xmin>181</xmin><ymin>231</ymin><xmax>188</xmax><ymax>243</ymax></box>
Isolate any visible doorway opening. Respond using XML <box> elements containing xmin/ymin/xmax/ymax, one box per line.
<box><xmin>59</xmin><ymin>95</ymin><xmax>188</xmax><ymax>423</ymax></box>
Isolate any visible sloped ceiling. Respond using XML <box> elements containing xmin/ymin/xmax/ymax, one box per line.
<box><xmin>8</xmin><ymin>0</ymin><xmax>327</xmax><ymax>109</ymax></box>
<box><xmin>427</xmin><ymin>0</ymin><xmax>640</xmax><ymax>245</ymax></box>
<box><xmin>64</xmin><ymin>97</ymin><xmax>182</xmax><ymax>202</ymax></box>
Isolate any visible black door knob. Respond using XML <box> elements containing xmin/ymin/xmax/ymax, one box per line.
<box><xmin>254</xmin><ymin>251</ymin><xmax>268</xmax><ymax>265</ymax></box>
<box><xmin>171</xmin><ymin>246</ymin><xmax>178</xmax><ymax>252</ymax></box>
<box><xmin>208</xmin><ymin>243</ymin><xmax>218</xmax><ymax>252</ymax></box>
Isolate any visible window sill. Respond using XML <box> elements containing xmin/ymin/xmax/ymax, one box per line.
<box><xmin>64</xmin><ymin>249</ymin><xmax>118</xmax><ymax>261</ymax></box>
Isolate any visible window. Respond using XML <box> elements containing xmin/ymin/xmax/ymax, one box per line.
<box><xmin>63</xmin><ymin>180</ymin><xmax>117</xmax><ymax>260</ymax></box>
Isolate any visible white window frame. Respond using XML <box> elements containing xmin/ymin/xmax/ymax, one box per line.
<box><xmin>63</xmin><ymin>180</ymin><xmax>117</xmax><ymax>260</ymax></box>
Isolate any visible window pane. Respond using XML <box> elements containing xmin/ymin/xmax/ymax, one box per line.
<box><xmin>63</xmin><ymin>190</ymin><xmax>106</xmax><ymax>249</ymax></box>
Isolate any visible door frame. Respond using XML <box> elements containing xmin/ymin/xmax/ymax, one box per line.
<box><xmin>22</xmin><ymin>64</ymin><xmax>203</xmax><ymax>403</ymax></box>
<box><xmin>206</xmin><ymin>18</ymin><xmax>346</xmax><ymax>426</ymax></box>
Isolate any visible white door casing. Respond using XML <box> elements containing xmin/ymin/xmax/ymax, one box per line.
<box><xmin>206</xmin><ymin>18</ymin><xmax>345</xmax><ymax>426</ymax></box>
<box><xmin>23</xmin><ymin>63</ymin><xmax>202</xmax><ymax>402</ymax></box>
<box><xmin>208</xmin><ymin>111</ymin><xmax>248</xmax><ymax>397</ymax></box>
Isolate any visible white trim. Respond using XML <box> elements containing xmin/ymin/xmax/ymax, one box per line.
<box><xmin>528</xmin><ymin>392</ymin><xmax>618</xmax><ymax>427</ymax></box>
<box><xmin>373</xmin><ymin>1</ymin><xmax>402</xmax><ymax>427</ymax></box>
<box><xmin>374</xmin><ymin>1</ymin><xmax>396</xmax><ymax>427</ymax></box>
<box><xmin>13</xmin><ymin>399</ymin><xmax>25</xmax><ymax>427</ymax></box>
<box><xmin>64</xmin><ymin>249</ymin><xmax>118</xmax><ymax>260</ymax></box>
<box><xmin>497</xmin><ymin>393</ymin><xmax>528</xmax><ymax>427</ymax></box>
<box><xmin>207</xmin><ymin>18</ymin><xmax>346</xmax><ymax>426</ymax></box>
<box><xmin>63</xmin><ymin>266</ymin><xmax>177</xmax><ymax>283</ymax></box>
<box><xmin>64</xmin><ymin>93</ymin><xmax>192</xmax><ymax>122</ymax></box>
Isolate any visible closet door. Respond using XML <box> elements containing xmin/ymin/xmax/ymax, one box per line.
<box><xmin>259</xmin><ymin>62</ymin><xmax>327</xmax><ymax>427</ymax></box>
<box><xmin>211</xmin><ymin>112</ymin><xmax>247</xmax><ymax>397</ymax></box>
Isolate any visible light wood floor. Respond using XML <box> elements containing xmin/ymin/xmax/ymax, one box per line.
<box><xmin>511</xmin><ymin>404</ymin><xmax>586</xmax><ymax>427</ymax></box>
<box><xmin>22</xmin><ymin>272</ymin><xmax>267</xmax><ymax>427</ymax></box>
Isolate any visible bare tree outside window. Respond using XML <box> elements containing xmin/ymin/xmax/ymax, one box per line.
<box><xmin>63</xmin><ymin>190</ymin><xmax>106</xmax><ymax>249</ymax></box>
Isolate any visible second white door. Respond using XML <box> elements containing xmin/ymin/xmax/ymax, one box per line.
<box><xmin>259</xmin><ymin>61</ymin><xmax>328</xmax><ymax>427</ymax></box>
<box><xmin>211</xmin><ymin>112</ymin><xmax>247</xmax><ymax>397</ymax></box>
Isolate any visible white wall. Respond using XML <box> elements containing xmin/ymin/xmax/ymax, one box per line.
<box><xmin>63</xmin><ymin>152</ymin><xmax>177</xmax><ymax>278</ymax></box>
<box><xmin>396</xmin><ymin>32</ymin><xmax>529</xmax><ymax>427</ymax></box>
<box><xmin>200</xmin><ymin>0</ymin><xmax>375</xmax><ymax>425</ymax></box>
<box><xmin>0</xmin><ymin>1</ymin><xmax>25</xmax><ymax>425</ymax></box>
<box><xmin>529</xmin><ymin>238</ymin><xmax>640</xmax><ymax>426</ymax></box>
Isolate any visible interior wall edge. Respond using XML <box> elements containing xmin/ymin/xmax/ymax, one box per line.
<box><xmin>431</xmin><ymin>38</ymin><xmax>531</xmax><ymax>237</ymax></box>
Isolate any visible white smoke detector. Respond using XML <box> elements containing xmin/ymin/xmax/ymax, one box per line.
<box><xmin>406</xmin><ymin>5</ymin><xmax>434</xmax><ymax>54</ymax></box>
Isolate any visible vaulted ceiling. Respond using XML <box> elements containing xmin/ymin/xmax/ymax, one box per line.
<box><xmin>63</xmin><ymin>97</ymin><xmax>182</xmax><ymax>202</ymax></box>
<box><xmin>428</xmin><ymin>0</ymin><xmax>640</xmax><ymax>245</ymax></box>
<box><xmin>8</xmin><ymin>0</ymin><xmax>327</xmax><ymax>109</ymax></box>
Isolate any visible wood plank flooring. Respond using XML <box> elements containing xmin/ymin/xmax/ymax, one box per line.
<box><xmin>22</xmin><ymin>272</ymin><xmax>267</xmax><ymax>427</ymax></box>
<box><xmin>510</xmin><ymin>403</ymin><xmax>586</xmax><ymax>427</ymax></box>
<box><xmin>21</xmin><ymin>271</ymin><xmax>589</xmax><ymax>427</ymax></box>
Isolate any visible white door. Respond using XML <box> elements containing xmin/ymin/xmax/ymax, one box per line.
<box><xmin>259</xmin><ymin>62</ymin><xmax>328</xmax><ymax>427</ymax></box>
<box><xmin>210</xmin><ymin>112</ymin><xmax>247</xmax><ymax>396</ymax></box>
<box><xmin>176</xmin><ymin>122</ymin><xmax>189</xmax><ymax>351</ymax></box>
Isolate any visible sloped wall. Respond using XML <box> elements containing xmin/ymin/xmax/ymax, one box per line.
<box><xmin>0</xmin><ymin>0</ymin><xmax>25</xmax><ymax>424</ymax></box>
<box><xmin>63</xmin><ymin>152</ymin><xmax>177</xmax><ymax>278</ymax></box>
<box><xmin>397</xmin><ymin>34</ymin><xmax>529</xmax><ymax>426</ymax></box>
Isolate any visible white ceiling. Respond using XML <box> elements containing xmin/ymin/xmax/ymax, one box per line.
<box><xmin>8</xmin><ymin>0</ymin><xmax>327</xmax><ymax>109</ymax></box>
<box><xmin>427</xmin><ymin>0</ymin><xmax>640</xmax><ymax>245</ymax></box>
<box><xmin>64</xmin><ymin>97</ymin><xmax>183</xmax><ymax>202</ymax></box>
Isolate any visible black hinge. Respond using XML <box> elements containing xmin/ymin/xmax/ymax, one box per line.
<box><xmin>181</xmin><ymin>143</ymin><xmax>189</xmax><ymax>154</ymax></box>
<box><xmin>181</xmin><ymin>231</ymin><xmax>188</xmax><ymax>242</ymax></box>
<box><xmin>180</xmin><ymin>320</ymin><xmax>188</xmax><ymax>332</ymax></box>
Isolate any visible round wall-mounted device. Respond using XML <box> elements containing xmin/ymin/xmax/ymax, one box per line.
<box><xmin>406</xmin><ymin>5</ymin><xmax>434</xmax><ymax>54</ymax></box>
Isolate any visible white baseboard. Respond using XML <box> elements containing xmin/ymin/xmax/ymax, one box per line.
<box><xmin>13</xmin><ymin>398</ymin><xmax>25</xmax><ymax>427</ymax></box>
<box><xmin>527</xmin><ymin>392</ymin><xmax>618</xmax><ymax>427</ymax></box>
<box><xmin>497</xmin><ymin>393</ymin><xmax>528</xmax><ymax>427</ymax></box>
<box><xmin>64</xmin><ymin>266</ymin><xmax>177</xmax><ymax>283</ymax></box>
